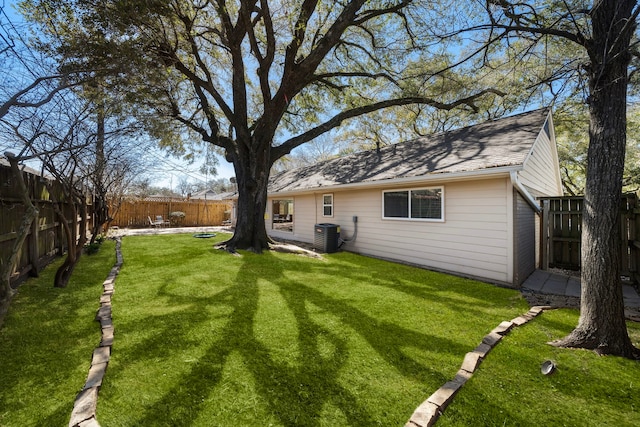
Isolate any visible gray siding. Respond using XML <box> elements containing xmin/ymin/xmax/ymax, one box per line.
<box><xmin>514</xmin><ymin>191</ymin><xmax>536</xmax><ymax>285</ymax></box>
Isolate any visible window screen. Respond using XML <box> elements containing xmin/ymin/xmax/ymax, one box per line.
<box><xmin>411</xmin><ymin>188</ymin><xmax>442</xmax><ymax>219</ymax></box>
<box><xmin>383</xmin><ymin>191</ymin><xmax>409</xmax><ymax>218</ymax></box>
<box><xmin>323</xmin><ymin>194</ymin><xmax>333</xmax><ymax>217</ymax></box>
<box><xmin>383</xmin><ymin>187</ymin><xmax>443</xmax><ymax>220</ymax></box>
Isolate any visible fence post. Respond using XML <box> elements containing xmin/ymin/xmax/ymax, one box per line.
<box><xmin>620</xmin><ymin>195</ymin><xmax>629</xmax><ymax>280</ymax></box>
<box><xmin>541</xmin><ymin>199</ymin><xmax>550</xmax><ymax>270</ymax></box>
<box><xmin>28</xmin><ymin>204</ymin><xmax>40</xmax><ymax>277</ymax></box>
<box><xmin>630</xmin><ymin>194</ymin><xmax>640</xmax><ymax>285</ymax></box>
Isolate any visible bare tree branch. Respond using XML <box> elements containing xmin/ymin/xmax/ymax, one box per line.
<box><xmin>0</xmin><ymin>75</ymin><xmax>77</xmax><ymax>119</ymax></box>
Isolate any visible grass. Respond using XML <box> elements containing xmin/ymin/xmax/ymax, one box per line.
<box><xmin>438</xmin><ymin>309</ymin><xmax>640</xmax><ymax>427</ymax></box>
<box><xmin>0</xmin><ymin>239</ymin><xmax>116</xmax><ymax>427</ymax></box>
<box><xmin>1</xmin><ymin>233</ymin><xmax>638</xmax><ymax>426</ymax></box>
<box><xmin>97</xmin><ymin>233</ymin><xmax>526</xmax><ymax>426</ymax></box>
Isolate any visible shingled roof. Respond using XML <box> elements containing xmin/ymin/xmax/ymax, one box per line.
<box><xmin>0</xmin><ymin>157</ymin><xmax>46</xmax><ymax>177</ymax></box>
<box><xmin>268</xmin><ymin>109</ymin><xmax>550</xmax><ymax>194</ymax></box>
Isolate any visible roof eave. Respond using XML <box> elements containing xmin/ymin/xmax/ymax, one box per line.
<box><xmin>268</xmin><ymin>165</ymin><xmax>523</xmax><ymax>197</ymax></box>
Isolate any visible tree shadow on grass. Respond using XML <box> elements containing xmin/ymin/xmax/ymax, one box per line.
<box><xmin>119</xmin><ymin>251</ymin><xmax>475</xmax><ymax>426</ymax></box>
<box><xmin>300</xmin><ymin>252</ymin><xmax>527</xmax><ymax>330</ymax></box>
<box><xmin>105</xmin><ymin>236</ymin><xmax>640</xmax><ymax>426</ymax></box>
<box><xmin>282</xmin><ymin>281</ymin><xmax>467</xmax><ymax>373</ymax></box>
<box><xmin>0</xmin><ymin>255</ymin><xmax>114</xmax><ymax>426</ymax></box>
<box><xmin>127</xmin><ymin>252</ymin><xmax>375</xmax><ymax>426</ymax></box>
<box><xmin>222</xmin><ymin>255</ymin><xmax>378</xmax><ymax>426</ymax></box>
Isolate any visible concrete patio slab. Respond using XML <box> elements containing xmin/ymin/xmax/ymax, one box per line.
<box><xmin>522</xmin><ymin>270</ymin><xmax>640</xmax><ymax>308</ymax></box>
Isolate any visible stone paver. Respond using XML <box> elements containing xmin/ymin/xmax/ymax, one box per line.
<box><xmin>472</xmin><ymin>342</ymin><xmax>492</xmax><ymax>358</ymax></box>
<box><xmin>69</xmin><ymin>388</ymin><xmax>98</xmax><ymax>427</ymax></box>
<box><xmin>427</xmin><ymin>379</ymin><xmax>464</xmax><ymax>407</ymax></box>
<box><xmin>623</xmin><ymin>285</ymin><xmax>640</xmax><ymax>306</ymax></box>
<box><xmin>522</xmin><ymin>270</ymin><xmax>550</xmax><ymax>291</ymax></box>
<box><xmin>460</xmin><ymin>352</ymin><xmax>482</xmax><ymax>373</ymax></box>
<box><xmin>405</xmin><ymin>306</ymin><xmax>549</xmax><ymax>427</ymax></box>
<box><xmin>69</xmin><ymin>237</ymin><xmax>122</xmax><ymax>427</ymax></box>
<box><xmin>511</xmin><ymin>315</ymin><xmax>529</xmax><ymax>326</ymax></box>
<box><xmin>541</xmin><ymin>277</ymin><xmax>568</xmax><ymax>295</ymax></box>
<box><xmin>78</xmin><ymin>419</ymin><xmax>101</xmax><ymax>427</ymax></box>
<box><xmin>481</xmin><ymin>331</ymin><xmax>503</xmax><ymax>347</ymax></box>
<box><xmin>407</xmin><ymin>401</ymin><xmax>441</xmax><ymax>427</ymax></box>
<box><xmin>566</xmin><ymin>278</ymin><xmax>581</xmax><ymax>297</ymax></box>
<box><xmin>100</xmin><ymin>326</ymin><xmax>114</xmax><ymax>347</ymax></box>
<box><xmin>490</xmin><ymin>320</ymin><xmax>515</xmax><ymax>336</ymax></box>
<box><xmin>522</xmin><ymin>269</ymin><xmax>640</xmax><ymax>309</ymax></box>
<box><xmin>84</xmin><ymin>363</ymin><xmax>108</xmax><ymax>389</ymax></box>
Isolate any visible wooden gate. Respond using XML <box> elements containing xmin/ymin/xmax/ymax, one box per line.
<box><xmin>540</xmin><ymin>197</ymin><xmax>583</xmax><ymax>270</ymax></box>
<box><xmin>621</xmin><ymin>195</ymin><xmax>640</xmax><ymax>284</ymax></box>
<box><xmin>540</xmin><ymin>194</ymin><xmax>640</xmax><ymax>284</ymax></box>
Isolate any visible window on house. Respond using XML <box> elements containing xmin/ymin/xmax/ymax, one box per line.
<box><xmin>322</xmin><ymin>194</ymin><xmax>333</xmax><ymax>217</ymax></box>
<box><xmin>272</xmin><ymin>199</ymin><xmax>294</xmax><ymax>232</ymax></box>
<box><xmin>383</xmin><ymin>187</ymin><xmax>443</xmax><ymax>221</ymax></box>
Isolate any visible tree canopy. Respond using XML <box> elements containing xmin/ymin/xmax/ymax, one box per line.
<box><xmin>15</xmin><ymin>0</ymin><xmax>640</xmax><ymax>358</ymax></box>
<box><xmin>20</xmin><ymin>0</ymin><xmax>506</xmax><ymax>251</ymax></box>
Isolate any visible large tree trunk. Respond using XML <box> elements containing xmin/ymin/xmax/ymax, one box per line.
<box><xmin>223</xmin><ymin>138</ymin><xmax>272</xmax><ymax>252</ymax></box>
<box><xmin>51</xmin><ymin>194</ymin><xmax>87</xmax><ymax>288</ymax></box>
<box><xmin>90</xmin><ymin>106</ymin><xmax>108</xmax><ymax>244</ymax></box>
<box><xmin>91</xmin><ymin>194</ymin><xmax>108</xmax><ymax>243</ymax></box>
<box><xmin>553</xmin><ymin>0</ymin><xmax>639</xmax><ymax>359</ymax></box>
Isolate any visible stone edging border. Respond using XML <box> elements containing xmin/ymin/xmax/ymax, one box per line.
<box><xmin>69</xmin><ymin>238</ymin><xmax>123</xmax><ymax>427</ymax></box>
<box><xmin>405</xmin><ymin>305</ymin><xmax>551</xmax><ymax>427</ymax></box>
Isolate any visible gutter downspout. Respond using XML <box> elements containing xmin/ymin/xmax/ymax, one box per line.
<box><xmin>510</xmin><ymin>171</ymin><xmax>541</xmax><ymax>213</ymax></box>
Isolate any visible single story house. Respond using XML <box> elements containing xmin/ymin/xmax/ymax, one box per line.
<box><xmin>265</xmin><ymin>109</ymin><xmax>563</xmax><ymax>287</ymax></box>
<box><xmin>189</xmin><ymin>189</ymin><xmax>218</xmax><ymax>200</ymax></box>
<box><xmin>190</xmin><ymin>189</ymin><xmax>237</xmax><ymax>201</ymax></box>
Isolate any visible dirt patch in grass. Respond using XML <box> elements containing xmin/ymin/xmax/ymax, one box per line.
<box><xmin>270</xmin><ymin>242</ymin><xmax>323</xmax><ymax>259</ymax></box>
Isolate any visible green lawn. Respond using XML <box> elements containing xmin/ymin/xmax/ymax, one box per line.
<box><xmin>0</xmin><ymin>239</ymin><xmax>116</xmax><ymax>427</ymax></box>
<box><xmin>438</xmin><ymin>308</ymin><xmax>640</xmax><ymax>426</ymax></box>
<box><xmin>1</xmin><ymin>233</ymin><xmax>638</xmax><ymax>426</ymax></box>
<box><xmin>97</xmin><ymin>233</ymin><xmax>528</xmax><ymax>426</ymax></box>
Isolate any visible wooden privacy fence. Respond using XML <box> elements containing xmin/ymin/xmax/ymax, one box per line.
<box><xmin>0</xmin><ymin>163</ymin><xmax>86</xmax><ymax>287</ymax></box>
<box><xmin>110</xmin><ymin>199</ymin><xmax>232</xmax><ymax>228</ymax></box>
<box><xmin>540</xmin><ymin>194</ymin><xmax>640</xmax><ymax>284</ymax></box>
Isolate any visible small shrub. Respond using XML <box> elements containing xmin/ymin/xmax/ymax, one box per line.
<box><xmin>84</xmin><ymin>234</ymin><xmax>106</xmax><ymax>255</ymax></box>
<box><xmin>169</xmin><ymin>211</ymin><xmax>186</xmax><ymax>226</ymax></box>
<box><xmin>84</xmin><ymin>242</ymin><xmax>101</xmax><ymax>255</ymax></box>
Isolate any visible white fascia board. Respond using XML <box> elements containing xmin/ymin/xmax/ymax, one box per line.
<box><xmin>510</xmin><ymin>171</ymin><xmax>542</xmax><ymax>213</ymax></box>
<box><xmin>268</xmin><ymin>165</ymin><xmax>522</xmax><ymax>197</ymax></box>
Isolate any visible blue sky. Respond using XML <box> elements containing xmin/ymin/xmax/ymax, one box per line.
<box><xmin>0</xmin><ymin>0</ymin><xmax>236</xmax><ymax>190</ymax></box>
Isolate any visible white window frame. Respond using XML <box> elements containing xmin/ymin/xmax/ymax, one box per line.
<box><xmin>322</xmin><ymin>193</ymin><xmax>334</xmax><ymax>217</ymax></box>
<box><xmin>382</xmin><ymin>186</ymin><xmax>444</xmax><ymax>222</ymax></box>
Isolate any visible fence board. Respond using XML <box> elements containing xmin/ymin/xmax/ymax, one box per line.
<box><xmin>621</xmin><ymin>195</ymin><xmax>640</xmax><ymax>283</ymax></box>
<box><xmin>540</xmin><ymin>194</ymin><xmax>639</xmax><ymax>284</ymax></box>
<box><xmin>544</xmin><ymin>197</ymin><xmax>583</xmax><ymax>270</ymax></box>
<box><xmin>0</xmin><ymin>163</ymin><xmax>84</xmax><ymax>287</ymax></box>
<box><xmin>109</xmin><ymin>199</ymin><xmax>232</xmax><ymax>228</ymax></box>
